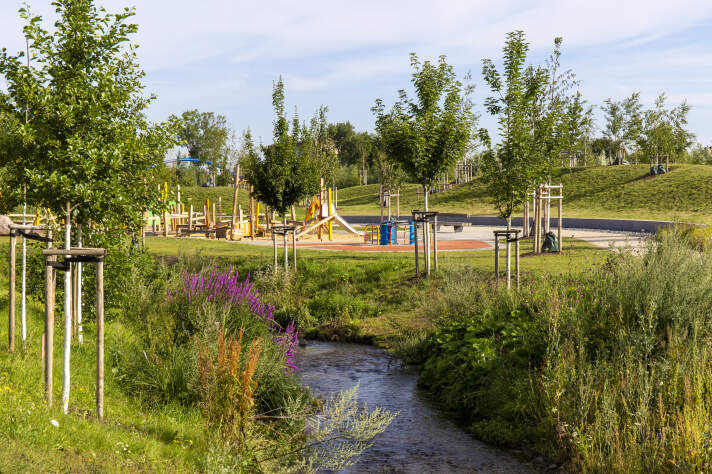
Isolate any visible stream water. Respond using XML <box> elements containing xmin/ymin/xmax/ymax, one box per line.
<box><xmin>296</xmin><ymin>341</ymin><xmax>533</xmax><ymax>473</ymax></box>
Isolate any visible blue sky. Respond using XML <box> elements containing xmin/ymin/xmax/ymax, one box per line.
<box><xmin>2</xmin><ymin>0</ymin><xmax>711</xmax><ymax>148</ymax></box>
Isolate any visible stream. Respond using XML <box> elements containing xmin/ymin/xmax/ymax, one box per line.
<box><xmin>296</xmin><ymin>341</ymin><xmax>534</xmax><ymax>473</ymax></box>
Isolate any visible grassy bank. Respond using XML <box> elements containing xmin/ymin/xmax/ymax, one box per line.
<box><xmin>415</xmin><ymin>229</ymin><xmax>712</xmax><ymax>471</ymax></box>
<box><xmin>0</xmin><ymin>239</ymin><xmax>396</xmax><ymax>472</ymax></box>
<box><xmin>181</xmin><ymin>164</ymin><xmax>712</xmax><ymax>224</ymax></box>
<box><xmin>145</xmin><ymin>236</ymin><xmax>609</xmax><ymax>341</ymax></box>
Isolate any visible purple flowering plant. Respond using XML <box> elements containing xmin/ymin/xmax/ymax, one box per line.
<box><xmin>169</xmin><ymin>264</ymin><xmax>299</xmax><ymax>374</ymax></box>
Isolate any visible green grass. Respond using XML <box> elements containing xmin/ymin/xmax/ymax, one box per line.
<box><xmin>0</xmin><ymin>275</ymin><xmax>211</xmax><ymax>472</ymax></box>
<box><xmin>180</xmin><ymin>164</ymin><xmax>712</xmax><ymax>224</ymax></box>
<box><xmin>145</xmin><ymin>236</ymin><xmax>611</xmax><ymax>340</ymax></box>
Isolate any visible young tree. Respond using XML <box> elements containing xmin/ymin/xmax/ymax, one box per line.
<box><xmin>561</xmin><ymin>91</ymin><xmax>595</xmax><ymax>166</ymax></box>
<box><xmin>480</xmin><ymin>31</ymin><xmax>549</xmax><ymax>222</ymax></box>
<box><xmin>602</xmin><ymin>93</ymin><xmax>643</xmax><ymax>163</ymax></box>
<box><xmin>372</xmin><ymin>53</ymin><xmax>475</xmax><ymax>211</ymax></box>
<box><xmin>0</xmin><ymin>0</ymin><xmax>175</xmax><ymax>414</ymax></box>
<box><xmin>243</xmin><ymin>78</ymin><xmax>320</xmax><ymax>266</ymax></box>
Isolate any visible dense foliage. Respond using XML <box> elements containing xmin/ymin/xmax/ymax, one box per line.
<box><xmin>418</xmin><ymin>230</ymin><xmax>712</xmax><ymax>471</ymax></box>
<box><xmin>373</xmin><ymin>53</ymin><xmax>476</xmax><ymax>210</ymax></box>
<box><xmin>0</xmin><ymin>0</ymin><xmax>175</xmax><ymax>233</ymax></box>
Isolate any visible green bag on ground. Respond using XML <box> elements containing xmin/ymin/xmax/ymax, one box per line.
<box><xmin>542</xmin><ymin>231</ymin><xmax>559</xmax><ymax>253</ymax></box>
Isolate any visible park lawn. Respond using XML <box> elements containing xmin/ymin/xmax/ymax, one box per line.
<box><xmin>180</xmin><ymin>164</ymin><xmax>712</xmax><ymax>224</ymax></box>
<box><xmin>145</xmin><ymin>235</ymin><xmax>612</xmax><ymax>341</ymax></box>
<box><xmin>0</xmin><ymin>275</ymin><xmax>212</xmax><ymax>472</ymax></box>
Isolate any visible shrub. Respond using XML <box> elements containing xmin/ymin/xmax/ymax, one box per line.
<box><xmin>419</xmin><ymin>230</ymin><xmax>712</xmax><ymax>471</ymax></box>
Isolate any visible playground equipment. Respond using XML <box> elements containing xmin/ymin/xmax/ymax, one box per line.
<box><xmin>297</xmin><ymin>181</ymin><xmax>363</xmax><ymax>240</ymax></box>
<box><xmin>522</xmin><ymin>183</ymin><xmax>563</xmax><ymax>254</ymax></box>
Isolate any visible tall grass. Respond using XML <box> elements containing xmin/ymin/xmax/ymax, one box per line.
<box><xmin>418</xmin><ymin>229</ymin><xmax>712</xmax><ymax>471</ymax></box>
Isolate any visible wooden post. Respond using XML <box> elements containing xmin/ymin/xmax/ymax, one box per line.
<box><xmin>231</xmin><ymin>164</ymin><xmax>240</xmax><ymax>240</ymax></box>
<box><xmin>396</xmin><ymin>189</ymin><xmax>400</xmax><ymax>218</ymax></box>
<box><xmin>292</xmin><ymin>229</ymin><xmax>297</xmax><ymax>272</ymax></box>
<box><xmin>96</xmin><ymin>258</ymin><xmax>104</xmax><ymax>421</ymax></box>
<box><xmin>188</xmin><ymin>205</ymin><xmax>194</xmax><ymax>231</ymax></box>
<box><xmin>433</xmin><ymin>215</ymin><xmax>439</xmax><ymax>272</ymax></box>
<box><xmin>21</xmin><ymin>202</ymin><xmax>27</xmax><ymax>344</ymax></box>
<box><xmin>413</xmin><ymin>219</ymin><xmax>420</xmax><ymax>277</ymax></box>
<box><xmin>506</xmin><ymin>232</ymin><xmax>511</xmax><ymax>290</ymax></box>
<box><xmin>523</xmin><ymin>200</ymin><xmax>529</xmax><ymax>238</ymax></box>
<box><xmin>272</xmin><ymin>230</ymin><xmax>277</xmax><ymax>269</ymax></box>
<box><xmin>250</xmin><ymin>186</ymin><xmax>255</xmax><ymax>239</ymax></box>
<box><xmin>9</xmin><ymin>230</ymin><xmax>16</xmax><ymax>352</ymax></box>
<box><xmin>494</xmin><ymin>235</ymin><xmax>499</xmax><ymax>289</ymax></box>
<box><xmin>424</xmin><ymin>217</ymin><xmax>431</xmax><ymax>276</ymax></box>
<box><xmin>77</xmin><ymin>226</ymin><xmax>83</xmax><ymax>344</ymax></box>
<box><xmin>379</xmin><ymin>184</ymin><xmax>384</xmax><ymax>223</ymax></box>
<box><xmin>218</xmin><ymin>196</ymin><xmax>223</xmax><ymax>216</ymax></box>
<box><xmin>558</xmin><ymin>187</ymin><xmax>563</xmax><ymax>252</ymax></box>
<box><xmin>162</xmin><ymin>207</ymin><xmax>168</xmax><ymax>237</ymax></box>
<box><xmin>515</xmin><ymin>235</ymin><xmax>520</xmax><ymax>289</ymax></box>
<box><xmin>44</xmin><ymin>254</ymin><xmax>56</xmax><ymax>407</ymax></box>
<box><xmin>212</xmin><ymin>203</ymin><xmax>217</xmax><ymax>228</ymax></box>
<box><xmin>62</xmin><ymin>202</ymin><xmax>72</xmax><ymax>414</ymax></box>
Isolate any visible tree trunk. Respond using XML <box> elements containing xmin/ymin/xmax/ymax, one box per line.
<box><xmin>61</xmin><ymin>201</ymin><xmax>72</xmax><ymax>414</ymax></box>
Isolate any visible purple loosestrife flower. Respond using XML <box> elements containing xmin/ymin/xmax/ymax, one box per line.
<box><xmin>176</xmin><ymin>265</ymin><xmax>299</xmax><ymax>373</ymax></box>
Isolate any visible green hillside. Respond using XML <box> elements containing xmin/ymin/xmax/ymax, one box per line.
<box><xmin>179</xmin><ymin>164</ymin><xmax>712</xmax><ymax>224</ymax></box>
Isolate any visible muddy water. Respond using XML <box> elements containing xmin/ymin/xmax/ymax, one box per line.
<box><xmin>296</xmin><ymin>341</ymin><xmax>533</xmax><ymax>473</ymax></box>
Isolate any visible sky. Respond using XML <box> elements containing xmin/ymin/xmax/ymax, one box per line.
<box><xmin>1</xmin><ymin>0</ymin><xmax>712</xmax><ymax>148</ymax></box>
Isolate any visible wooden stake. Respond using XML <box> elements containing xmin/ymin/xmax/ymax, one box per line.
<box><xmin>62</xmin><ymin>202</ymin><xmax>72</xmax><ymax>414</ymax></box>
<box><xmin>433</xmin><ymin>216</ymin><xmax>438</xmax><ymax>272</ymax></box>
<box><xmin>494</xmin><ymin>235</ymin><xmax>499</xmax><ymax>289</ymax></box>
<box><xmin>96</xmin><ymin>259</ymin><xmax>104</xmax><ymax>421</ymax></box>
<box><xmin>44</xmin><ymin>255</ymin><xmax>56</xmax><ymax>407</ymax></box>
<box><xmin>515</xmin><ymin>235</ymin><xmax>520</xmax><ymax>289</ymax></box>
<box><xmin>292</xmin><ymin>229</ymin><xmax>297</xmax><ymax>271</ymax></box>
<box><xmin>9</xmin><ymin>230</ymin><xmax>16</xmax><ymax>352</ymax></box>
<box><xmin>413</xmin><ymin>220</ymin><xmax>420</xmax><ymax>277</ymax></box>
<box><xmin>558</xmin><ymin>187</ymin><xmax>563</xmax><ymax>252</ymax></box>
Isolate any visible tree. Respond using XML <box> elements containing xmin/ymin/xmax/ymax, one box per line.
<box><xmin>561</xmin><ymin>91</ymin><xmax>594</xmax><ymax>166</ymax></box>
<box><xmin>0</xmin><ymin>0</ymin><xmax>175</xmax><ymax>415</ymax></box>
<box><xmin>372</xmin><ymin>53</ymin><xmax>475</xmax><ymax>211</ymax></box>
<box><xmin>309</xmin><ymin>106</ymin><xmax>339</xmax><ymax>188</ymax></box>
<box><xmin>0</xmin><ymin>0</ymin><xmax>175</xmax><ymax>233</ymax></box>
<box><xmin>480</xmin><ymin>31</ymin><xmax>549</xmax><ymax>222</ymax></box>
<box><xmin>169</xmin><ymin>109</ymin><xmax>232</xmax><ymax>185</ymax></box>
<box><xmin>637</xmin><ymin>93</ymin><xmax>694</xmax><ymax>163</ymax></box>
<box><xmin>602</xmin><ymin>93</ymin><xmax>642</xmax><ymax>163</ymax></box>
<box><xmin>243</xmin><ymin>78</ymin><xmax>320</xmax><ymax>263</ymax></box>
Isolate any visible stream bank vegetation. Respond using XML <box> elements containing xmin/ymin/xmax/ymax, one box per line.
<box><xmin>412</xmin><ymin>227</ymin><xmax>712</xmax><ymax>471</ymax></box>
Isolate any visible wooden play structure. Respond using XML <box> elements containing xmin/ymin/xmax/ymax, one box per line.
<box><xmin>146</xmin><ymin>176</ymin><xmax>363</xmax><ymax>243</ymax></box>
<box><xmin>522</xmin><ymin>183</ymin><xmax>563</xmax><ymax>254</ymax></box>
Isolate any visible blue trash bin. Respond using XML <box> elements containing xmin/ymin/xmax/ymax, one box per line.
<box><xmin>379</xmin><ymin>221</ymin><xmax>397</xmax><ymax>245</ymax></box>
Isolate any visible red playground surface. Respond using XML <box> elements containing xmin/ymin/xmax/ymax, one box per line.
<box><xmin>296</xmin><ymin>240</ymin><xmax>491</xmax><ymax>252</ymax></box>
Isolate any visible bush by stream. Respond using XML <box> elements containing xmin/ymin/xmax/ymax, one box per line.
<box><xmin>417</xmin><ymin>230</ymin><xmax>712</xmax><ymax>472</ymax></box>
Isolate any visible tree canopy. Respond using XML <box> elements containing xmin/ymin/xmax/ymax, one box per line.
<box><xmin>373</xmin><ymin>53</ymin><xmax>476</xmax><ymax>209</ymax></box>
<box><xmin>243</xmin><ymin>78</ymin><xmax>320</xmax><ymax>216</ymax></box>
<box><xmin>0</xmin><ymin>0</ymin><xmax>175</xmax><ymax>232</ymax></box>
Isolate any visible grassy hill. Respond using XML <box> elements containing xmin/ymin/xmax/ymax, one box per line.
<box><xmin>179</xmin><ymin>164</ymin><xmax>712</xmax><ymax>224</ymax></box>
